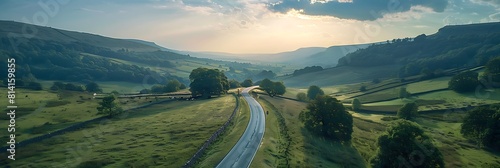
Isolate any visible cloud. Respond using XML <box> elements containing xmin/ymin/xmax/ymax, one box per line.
<box><xmin>470</xmin><ymin>0</ymin><xmax>500</xmax><ymax>7</ymax></box>
<box><xmin>268</xmin><ymin>0</ymin><xmax>448</xmax><ymax>21</ymax></box>
<box><xmin>490</xmin><ymin>12</ymin><xmax>500</xmax><ymax>21</ymax></box>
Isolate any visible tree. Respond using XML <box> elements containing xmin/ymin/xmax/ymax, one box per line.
<box><xmin>64</xmin><ymin>83</ymin><xmax>84</xmax><ymax>92</ymax></box>
<box><xmin>307</xmin><ymin>85</ymin><xmax>324</xmax><ymax>100</ymax></box>
<box><xmin>179</xmin><ymin>83</ymin><xmax>187</xmax><ymax>90</ymax></box>
<box><xmin>85</xmin><ymin>82</ymin><xmax>102</xmax><ymax>93</ymax></box>
<box><xmin>96</xmin><ymin>95</ymin><xmax>124</xmax><ymax>117</ymax></box>
<box><xmin>449</xmin><ymin>71</ymin><xmax>479</xmax><ymax>93</ymax></box>
<box><xmin>165</xmin><ymin>80</ymin><xmax>182</xmax><ymax>92</ymax></box>
<box><xmin>399</xmin><ymin>87</ymin><xmax>411</xmax><ymax>99</ymax></box>
<box><xmin>189</xmin><ymin>68</ymin><xmax>229</xmax><ymax>98</ymax></box>
<box><xmin>229</xmin><ymin>79</ymin><xmax>241</xmax><ymax>89</ymax></box>
<box><xmin>259</xmin><ymin>78</ymin><xmax>286</xmax><ymax>97</ymax></box>
<box><xmin>397</xmin><ymin>102</ymin><xmax>418</xmax><ymax>120</ymax></box>
<box><xmin>299</xmin><ymin>95</ymin><xmax>353</xmax><ymax>142</ymax></box>
<box><xmin>273</xmin><ymin>81</ymin><xmax>286</xmax><ymax>96</ymax></box>
<box><xmin>482</xmin><ymin>57</ymin><xmax>500</xmax><ymax>87</ymax></box>
<box><xmin>359</xmin><ymin>85</ymin><xmax>367</xmax><ymax>92</ymax></box>
<box><xmin>351</xmin><ymin>98</ymin><xmax>361</xmax><ymax>110</ymax></box>
<box><xmin>370</xmin><ymin>120</ymin><xmax>444</xmax><ymax>168</ymax></box>
<box><xmin>296</xmin><ymin>92</ymin><xmax>308</xmax><ymax>102</ymax></box>
<box><xmin>461</xmin><ymin>105</ymin><xmax>500</xmax><ymax>150</ymax></box>
<box><xmin>241</xmin><ymin>79</ymin><xmax>253</xmax><ymax>87</ymax></box>
<box><xmin>151</xmin><ymin>84</ymin><xmax>165</xmax><ymax>93</ymax></box>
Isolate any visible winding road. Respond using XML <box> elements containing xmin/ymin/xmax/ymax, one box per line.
<box><xmin>216</xmin><ymin>86</ymin><xmax>266</xmax><ymax>168</ymax></box>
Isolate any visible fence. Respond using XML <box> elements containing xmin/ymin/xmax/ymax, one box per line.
<box><xmin>182</xmin><ymin>94</ymin><xmax>240</xmax><ymax>168</ymax></box>
<box><xmin>0</xmin><ymin>98</ymin><xmax>176</xmax><ymax>152</ymax></box>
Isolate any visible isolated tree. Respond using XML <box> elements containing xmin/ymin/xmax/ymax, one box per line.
<box><xmin>370</xmin><ymin>120</ymin><xmax>444</xmax><ymax>168</ymax></box>
<box><xmin>307</xmin><ymin>85</ymin><xmax>324</xmax><ymax>100</ymax></box>
<box><xmin>300</xmin><ymin>95</ymin><xmax>353</xmax><ymax>142</ymax></box>
<box><xmin>97</xmin><ymin>95</ymin><xmax>124</xmax><ymax>117</ymax></box>
<box><xmin>229</xmin><ymin>79</ymin><xmax>241</xmax><ymax>89</ymax></box>
<box><xmin>241</xmin><ymin>79</ymin><xmax>253</xmax><ymax>87</ymax></box>
<box><xmin>85</xmin><ymin>82</ymin><xmax>102</xmax><ymax>93</ymax></box>
<box><xmin>461</xmin><ymin>105</ymin><xmax>500</xmax><ymax>150</ymax></box>
<box><xmin>296</xmin><ymin>92</ymin><xmax>308</xmax><ymax>102</ymax></box>
<box><xmin>398</xmin><ymin>87</ymin><xmax>411</xmax><ymax>99</ymax></box>
<box><xmin>189</xmin><ymin>68</ymin><xmax>229</xmax><ymax>98</ymax></box>
<box><xmin>449</xmin><ymin>71</ymin><xmax>479</xmax><ymax>93</ymax></box>
<box><xmin>351</xmin><ymin>98</ymin><xmax>361</xmax><ymax>111</ymax></box>
<box><xmin>397</xmin><ymin>102</ymin><xmax>418</xmax><ymax>120</ymax></box>
<box><xmin>165</xmin><ymin>80</ymin><xmax>182</xmax><ymax>92</ymax></box>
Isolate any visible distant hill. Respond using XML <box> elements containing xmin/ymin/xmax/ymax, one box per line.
<box><xmin>303</xmin><ymin>44</ymin><xmax>371</xmax><ymax>68</ymax></box>
<box><xmin>338</xmin><ymin>22</ymin><xmax>500</xmax><ymax>77</ymax></box>
<box><xmin>184</xmin><ymin>47</ymin><xmax>327</xmax><ymax>64</ymax></box>
<box><xmin>0</xmin><ymin>20</ymin><xmax>159</xmax><ymax>52</ymax></box>
<box><xmin>284</xmin><ymin>22</ymin><xmax>500</xmax><ymax>87</ymax></box>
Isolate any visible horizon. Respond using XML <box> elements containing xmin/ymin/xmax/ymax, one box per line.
<box><xmin>0</xmin><ymin>0</ymin><xmax>499</xmax><ymax>54</ymax></box>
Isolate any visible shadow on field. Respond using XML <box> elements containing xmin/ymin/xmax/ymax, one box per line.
<box><xmin>300</xmin><ymin>127</ymin><xmax>366</xmax><ymax>168</ymax></box>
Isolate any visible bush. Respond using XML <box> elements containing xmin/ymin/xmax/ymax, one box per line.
<box><xmin>398</xmin><ymin>87</ymin><xmax>411</xmax><ymax>99</ymax></box>
<box><xmin>359</xmin><ymin>85</ymin><xmax>367</xmax><ymax>92</ymax></box>
<box><xmin>370</xmin><ymin>120</ymin><xmax>444</xmax><ymax>168</ymax></box>
<box><xmin>461</xmin><ymin>105</ymin><xmax>500</xmax><ymax>150</ymax></box>
<box><xmin>307</xmin><ymin>85</ymin><xmax>324</xmax><ymax>100</ymax></box>
<box><xmin>351</xmin><ymin>98</ymin><xmax>361</xmax><ymax>110</ymax></box>
<box><xmin>397</xmin><ymin>102</ymin><xmax>418</xmax><ymax>120</ymax></box>
<box><xmin>449</xmin><ymin>71</ymin><xmax>480</xmax><ymax>93</ymax></box>
<box><xmin>300</xmin><ymin>95</ymin><xmax>353</xmax><ymax>142</ymax></box>
<box><xmin>296</xmin><ymin>92</ymin><xmax>308</xmax><ymax>102</ymax></box>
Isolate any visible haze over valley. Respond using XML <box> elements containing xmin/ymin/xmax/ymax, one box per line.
<box><xmin>0</xmin><ymin>0</ymin><xmax>499</xmax><ymax>167</ymax></box>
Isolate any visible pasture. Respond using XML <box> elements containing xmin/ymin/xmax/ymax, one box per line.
<box><xmin>1</xmin><ymin>95</ymin><xmax>237</xmax><ymax>168</ymax></box>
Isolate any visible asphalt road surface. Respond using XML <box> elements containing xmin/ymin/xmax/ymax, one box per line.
<box><xmin>216</xmin><ymin>86</ymin><xmax>265</xmax><ymax>168</ymax></box>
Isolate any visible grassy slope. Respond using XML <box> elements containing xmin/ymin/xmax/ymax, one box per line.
<box><xmin>196</xmin><ymin>96</ymin><xmax>250</xmax><ymax>167</ymax></box>
<box><xmin>0</xmin><ymin>88</ymin><xmax>98</xmax><ymax>141</ymax></box>
<box><xmin>282</xmin><ymin>65</ymin><xmax>400</xmax><ymax>87</ymax></box>
<box><xmin>1</xmin><ymin>95</ymin><xmax>236</xmax><ymax>167</ymax></box>
<box><xmin>255</xmin><ymin>96</ymin><xmax>366</xmax><ymax>167</ymax></box>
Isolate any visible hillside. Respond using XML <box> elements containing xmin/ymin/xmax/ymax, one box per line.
<box><xmin>185</xmin><ymin>47</ymin><xmax>327</xmax><ymax>64</ymax></box>
<box><xmin>0</xmin><ymin>21</ymin><xmax>281</xmax><ymax>85</ymax></box>
<box><xmin>304</xmin><ymin>43</ymin><xmax>371</xmax><ymax>68</ymax></box>
<box><xmin>284</xmin><ymin>22</ymin><xmax>500</xmax><ymax>87</ymax></box>
<box><xmin>0</xmin><ymin>21</ymin><xmax>160</xmax><ymax>52</ymax></box>
<box><xmin>338</xmin><ymin>22</ymin><xmax>500</xmax><ymax>77</ymax></box>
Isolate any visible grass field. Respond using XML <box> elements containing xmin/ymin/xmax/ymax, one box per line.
<box><xmin>0</xmin><ymin>88</ymin><xmax>99</xmax><ymax>141</ymax></box>
<box><xmin>406</xmin><ymin>76</ymin><xmax>450</xmax><ymax>93</ymax></box>
<box><xmin>196</xmin><ymin>96</ymin><xmax>250</xmax><ymax>167</ymax></box>
<box><xmin>1</xmin><ymin>95</ymin><xmax>237</xmax><ymax>167</ymax></box>
<box><xmin>257</xmin><ymin>96</ymin><xmax>366</xmax><ymax>167</ymax></box>
<box><xmin>251</xmin><ymin>97</ymin><xmax>286</xmax><ymax>168</ymax></box>
<box><xmin>414</xmin><ymin>115</ymin><xmax>500</xmax><ymax>167</ymax></box>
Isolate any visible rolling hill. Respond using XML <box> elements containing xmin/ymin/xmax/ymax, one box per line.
<box><xmin>284</xmin><ymin>22</ymin><xmax>500</xmax><ymax>87</ymax></box>
<box><xmin>0</xmin><ymin>20</ymin><xmax>281</xmax><ymax>85</ymax></box>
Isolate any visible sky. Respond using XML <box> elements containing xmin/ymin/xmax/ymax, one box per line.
<box><xmin>0</xmin><ymin>0</ymin><xmax>499</xmax><ymax>54</ymax></box>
